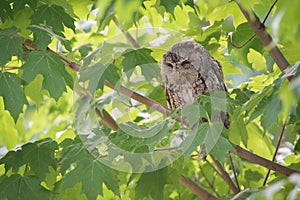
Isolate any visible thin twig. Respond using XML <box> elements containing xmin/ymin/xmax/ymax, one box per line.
<box><xmin>112</xmin><ymin>16</ymin><xmax>140</xmax><ymax>49</ymax></box>
<box><xmin>262</xmin><ymin>0</ymin><xmax>278</xmax><ymax>24</ymax></box>
<box><xmin>235</xmin><ymin>0</ymin><xmax>291</xmax><ymax>79</ymax></box>
<box><xmin>199</xmin><ymin>164</ymin><xmax>221</xmax><ymax>197</ymax></box>
<box><xmin>204</xmin><ymin>157</ymin><xmax>223</xmax><ymax>178</ymax></box>
<box><xmin>230</xmin><ymin>0</ymin><xmax>279</xmax><ymax>49</ymax></box>
<box><xmin>229</xmin><ymin>153</ymin><xmax>240</xmax><ymax>191</ymax></box>
<box><xmin>263</xmin><ymin>121</ymin><xmax>286</xmax><ymax>186</ymax></box>
<box><xmin>210</xmin><ymin>155</ymin><xmax>239</xmax><ymax>194</ymax></box>
<box><xmin>229</xmin><ymin>34</ymin><xmax>256</xmax><ymax>49</ymax></box>
<box><xmin>180</xmin><ymin>176</ymin><xmax>218</xmax><ymax>200</ymax></box>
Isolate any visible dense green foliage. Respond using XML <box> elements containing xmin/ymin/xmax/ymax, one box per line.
<box><xmin>0</xmin><ymin>0</ymin><xmax>300</xmax><ymax>199</ymax></box>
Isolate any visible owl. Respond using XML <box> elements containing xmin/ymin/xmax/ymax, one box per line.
<box><xmin>161</xmin><ymin>41</ymin><xmax>229</xmax><ymax>128</ymax></box>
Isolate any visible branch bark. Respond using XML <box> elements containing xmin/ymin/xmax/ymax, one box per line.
<box><xmin>235</xmin><ymin>1</ymin><xmax>292</xmax><ymax>80</ymax></box>
<box><xmin>210</xmin><ymin>155</ymin><xmax>240</xmax><ymax>194</ymax></box>
<box><xmin>180</xmin><ymin>176</ymin><xmax>218</xmax><ymax>200</ymax></box>
<box><xmin>233</xmin><ymin>145</ymin><xmax>299</xmax><ymax>176</ymax></box>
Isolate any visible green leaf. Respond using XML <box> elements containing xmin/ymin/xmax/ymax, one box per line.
<box><xmin>135</xmin><ymin>167</ymin><xmax>168</xmax><ymax>200</ymax></box>
<box><xmin>79</xmin><ymin>63</ymin><xmax>119</xmax><ymax>93</ymax></box>
<box><xmin>96</xmin><ymin>0</ymin><xmax>115</xmax><ymax>31</ymax></box>
<box><xmin>78</xmin><ymin>44</ymin><xmax>93</xmax><ymax>57</ymax></box>
<box><xmin>180</xmin><ymin>123</ymin><xmax>208</xmax><ymax>159</ymax></box>
<box><xmin>59</xmin><ymin>137</ymin><xmax>90</xmax><ymax>174</ymax></box>
<box><xmin>22</xmin><ymin>138</ymin><xmax>58</xmax><ymax>179</ymax></box>
<box><xmin>30</xmin><ymin>4</ymin><xmax>75</xmax><ymax>34</ymax></box>
<box><xmin>261</xmin><ymin>95</ymin><xmax>282</xmax><ymax>131</ymax></box>
<box><xmin>0</xmin><ymin>27</ymin><xmax>23</xmax><ymax>66</ymax></box>
<box><xmin>0</xmin><ymin>72</ymin><xmax>28</xmax><ymax>122</ymax></box>
<box><xmin>158</xmin><ymin>0</ymin><xmax>180</xmax><ymax>17</ymax></box>
<box><xmin>0</xmin><ymin>150</ymin><xmax>23</xmax><ymax>173</ymax></box>
<box><xmin>294</xmin><ymin>137</ymin><xmax>300</xmax><ymax>155</ymax></box>
<box><xmin>11</xmin><ymin>0</ymin><xmax>38</xmax><ymax>13</ymax></box>
<box><xmin>28</xmin><ymin>25</ymin><xmax>52</xmax><ymax>50</ymax></box>
<box><xmin>210</xmin><ymin>136</ymin><xmax>234</xmax><ymax>163</ymax></box>
<box><xmin>121</xmin><ymin>48</ymin><xmax>157</xmax><ymax>80</ymax></box>
<box><xmin>115</xmin><ymin>0</ymin><xmax>143</xmax><ymax>30</ymax></box>
<box><xmin>222</xmin><ymin>15</ymin><xmax>235</xmax><ymax>33</ymax></box>
<box><xmin>22</xmin><ymin>51</ymin><xmax>73</xmax><ymax>100</ymax></box>
<box><xmin>0</xmin><ymin>0</ymin><xmax>13</xmax><ymax>21</ymax></box>
<box><xmin>60</xmin><ymin>157</ymin><xmax>119</xmax><ymax>199</ymax></box>
<box><xmin>0</xmin><ymin>174</ymin><xmax>51</xmax><ymax>200</ymax></box>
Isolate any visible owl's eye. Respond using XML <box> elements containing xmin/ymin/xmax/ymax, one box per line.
<box><xmin>181</xmin><ymin>60</ymin><xmax>190</xmax><ymax>65</ymax></box>
<box><xmin>166</xmin><ymin>63</ymin><xmax>173</xmax><ymax>68</ymax></box>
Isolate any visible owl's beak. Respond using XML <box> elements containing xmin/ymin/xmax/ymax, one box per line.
<box><xmin>173</xmin><ymin>65</ymin><xmax>179</xmax><ymax>71</ymax></box>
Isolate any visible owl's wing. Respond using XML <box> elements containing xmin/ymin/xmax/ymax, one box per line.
<box><xmin>165</xmin><ymin>86</ymin><xmax>181</xmax><ymax>110</ymax></box>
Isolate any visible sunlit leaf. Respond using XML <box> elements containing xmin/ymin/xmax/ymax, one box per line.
<box><xmin>22</xmin><ymin>51</ymin><xmax>73</xmax><ymax>100</ymax></box>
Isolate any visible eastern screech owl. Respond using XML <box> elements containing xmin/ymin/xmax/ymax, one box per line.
<box><xmin>161</xmin><ymin>41</ymin><xmax>229</xmax><ymax>127</ymax></box>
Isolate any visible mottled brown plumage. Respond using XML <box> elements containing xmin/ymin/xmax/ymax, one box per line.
<box><xmin>161</xmin><ymin>41</ymin><xmax>229</xmax><ymax>128</ymax></box>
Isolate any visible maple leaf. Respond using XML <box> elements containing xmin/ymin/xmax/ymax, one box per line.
<box><xmin>30</xmin><ymin>4</ymin><xmax>75</xmax><ymax>34</ymax></box>
<box><xmin>0</xmin><ymin>72</ymin><xmax>28</xmax><ymax>122</ymax></box>
<box><xmin>0</xmin><ymin>174</ymin><xmax>51</xmax><ymax>200</ymax></box>
<box><xmin>121</xmin><ymin>48</ymin><xmax>159</xmax><ymax>81</ymax></box>
<box><xmin>0</xmin><ymin>27</ymin><xmax>23</xmax><ymax>66</ymax></box>
<box><xmin>22</xmin><ymin>138</ymin><xmax>58</xmax><ymax>179</ymax></box>
<box><xmin>79</xmin><ymin>63</ymin><xmax>119</xmax><ymax>93</ymax></box>
<box><xmin>60</xmin><ymin>157</ymin><xmax>119</xmax><ymax>199</ymax></box>
<box><xmin>22</xmin><ymin>51</ymin><xmax>73</xmax><ymax>100</ymax></box>
<box><xmin>135</xmin><ymin>167</ymin><xmax>169</xmax><ymax>199</ymax></box>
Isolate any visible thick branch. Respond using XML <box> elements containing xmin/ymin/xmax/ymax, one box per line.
<box><xmin>234</xmin><ymin>145</ymin><xmax>299</xmax><ymax>176</ymax></box>
<box><xmin>180</xmin><ymin>176</ymin><xmax>218</xmax><ymax>200</ymax></box>
<box><xmin>235</xmin><ymin>1</ymin><xmax>291</xmax><ymax>79</ymax></box>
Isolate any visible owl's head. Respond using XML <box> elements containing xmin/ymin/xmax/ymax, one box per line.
<box><xmin>161</xmin><ymin>42</ymin><xmax>200</xmax><ymax>76</ymax></box>
<box><xmin>161</xmin><ymin>41</ymin><xmax>214</xmax><ymax>77</ymax></box>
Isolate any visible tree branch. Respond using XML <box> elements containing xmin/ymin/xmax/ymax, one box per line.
<box><xmin>95</xmin><ymin>108</ymin><xmax>119</xmax><ymax>131</ymax></box>
<box><xmin>235</xmin><ymin>1</ymin><xmax>292</xmax><ymax>80</ymax></box>
<box><xmin>233</xmin><ymin>145</ymin><xmax>299</xmax><ymax>176</ymax></box>
<box><xmin>210</xmin><ymin>155</ymin><xmax>240</xmax><ymax>194</ymax></box>
<box><xmin>229</xmin><ymin>0</ymin><xmax>278</xmax><ymax>49</ymax></box>
<box><xmin>180</xmin><ymin>176</ymin><xmax>218</xmax><ymax>199</ymax></box>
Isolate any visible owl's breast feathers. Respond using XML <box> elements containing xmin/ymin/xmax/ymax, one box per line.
<box><xmin>165</xmin><ymin>72</ymin><xmax>207</xmax><ymax>109</ymax></box>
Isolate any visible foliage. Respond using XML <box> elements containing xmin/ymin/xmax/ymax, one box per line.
<box><xmin>0</xmin><ymin>0</ymin><xmax>300</xmax><ymax>199</ymax></box>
